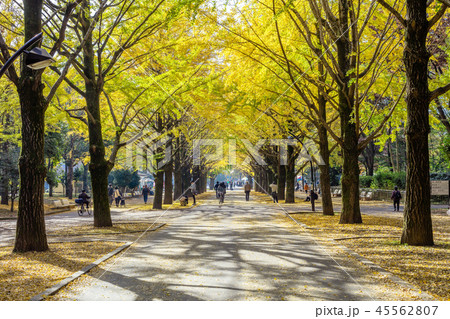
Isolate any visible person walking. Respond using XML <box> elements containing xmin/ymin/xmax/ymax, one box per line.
<box><xmin>189</xmin><ymin>181</ymin><xmax>197</xmax><ymax>205</ymax></box>
<box><xmin>217</xmin><ymin>182</ymin><xmax>226</xmax><ymax>204</ymax></box>
<box><xmin>108</xmin><ymin>184</ymin><xmax>114</xmax><ymax>206</ymax></box>
<box><xmin>269</xmin><ymin>182</ymin><xmax>278</xmax><ymax>203</ymax></box>
<box><xmin>214</xmin><ymin>181</ymin><xmax>220</xmax><ymax>198</ymax></box>
<box><xmin>304</xmin><ymin>182</ymin><xmax>309</xmax><ymax>194</ymax></box>
<box><xmin>142</xmin><ymin>185</ymin><xmax>150</xmax><ymax>204</ymax></box>
<box><xmin>244</xmin><ymin>181</ymin><xmax>251</xmax><ymax>201</ymax></box>
<box><xmin>391</xmin><ymin>186</ymin><xmax>402</xmax><ymax>212</ymax></box>
<box><xmin>114</xmin><ymin>187</ymin><xmax>122</xmax><ymax>207</ymax></box>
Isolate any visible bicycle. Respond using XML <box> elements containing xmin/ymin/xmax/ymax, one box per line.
<box><xmin>75</xmin><ymin>199</ymin><xmax>92</xmax><ymax>216</ymax></box>
<box><xmin>218</xmin><ymin>192</ymin><xmax>225</xmax><ymax>204</ymax></box>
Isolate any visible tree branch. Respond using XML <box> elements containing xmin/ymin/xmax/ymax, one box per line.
<box><xmin>376</xmin><ymin>0</ymin><xmax>406</xmax><ymax>27</ymax></box>
<box><xmin>429</xmin><ymin>83</ymin><xmax>450</xmax><ymax>102</ymax></box>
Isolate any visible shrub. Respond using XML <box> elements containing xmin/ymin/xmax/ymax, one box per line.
<box><xmin>370</xmin><ymin>168</ymin><xmax>406</xmax><ymax>189</ymax></box>
<box><xmin>359</xmin><ymin>175</ymin><xmax>373</xmax><ymax>188</ymax></box>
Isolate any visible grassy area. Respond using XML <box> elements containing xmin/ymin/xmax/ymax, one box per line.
<box><xmin>289</xmin><ymin>213</ymin><xmax>450</xmax><ymax>300</ymax></box>
<box><xmin>0</xmin><ymin>241</ymin><xmax>124</xmax><ymax>301</ymax></box>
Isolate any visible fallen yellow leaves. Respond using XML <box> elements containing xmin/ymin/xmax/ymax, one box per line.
<box><xmin>47</xmin><ymin>222</ymin><xmax>160</xmax><ymax>236</ymax></box>
<box><xmin>290</xmin><ymin>213</ymin><xmax>450</xmax><ymax>300</ymax></box>
<box><xmin>0</xmin><ymin>241</ymin><xmax>123</xmax><ymax>301</ymax></box>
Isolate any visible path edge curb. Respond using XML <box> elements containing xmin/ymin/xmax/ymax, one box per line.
<box><xmin>30</xmin><ymin>241</ymin><xmax>133</xmax><ymax>301</ymax></box>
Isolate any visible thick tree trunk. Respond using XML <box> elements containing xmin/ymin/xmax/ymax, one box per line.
<box><xmin>14</xmin><ymin>0</ymin><xmax>48</xmax><ymax>252</ymax></box>
<box><xmin>81</xmin><ymin>0</ymin><xmax>112</xmax><ymax>227</ymax></box>
<box><xmin>318</xmin><ymin>136</ymin><xmax>334</xmax><ymax>215</ymax></box>
<box><xmin>317</xmin><ymin>59</ymin><xmax>334</xmax><ymax>215</ymax></box>
<box><xmin>401</xmin><ymin>0</ymin><xmax>433</xmax><ymax>245</ymax></box>
<box><xmin>337</xmin><ymin>0</ymin><xmax>361</xmax><ymax>224</ymax></box>
<box><xmin>163</xmin><ymin>160</ymin><xmax>173</xmax><ymax>205</ymax></box>
<box><xmin>285</xmin><ymin>145</ymin><xmax>296</xmax><ymax>203</ymax></box>
<box><xmin>153</xmin><ymin>167</ymin><xmax>164</xmax><ymax>209</ymax></box>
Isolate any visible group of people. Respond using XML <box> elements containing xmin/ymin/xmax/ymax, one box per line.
<box><xmin>107</xmin><ymin>184</ymin><xmax>124</xmax><ymax>207</ymax></box>
<box><xmin>81</xmin><ymin>182</ymin><xmax>404</xmax><ymax>212</ymax></box>
<box><xmin>213</xmin><ymin>181</ymin><xmax>252</xmax><ymax>203</ymax></box>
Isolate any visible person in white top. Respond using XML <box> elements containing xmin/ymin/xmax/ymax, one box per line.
<box><xmin>269</xmin><ymin>182</ymin><xmax>278</xmax><ymax>203</ymax></box>
<box><xmin>189</xmin><ymin>181</ymin><xmax>197</xmax><ymax>205</ymax></box>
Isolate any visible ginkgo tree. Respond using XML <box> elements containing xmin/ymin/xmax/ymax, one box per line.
<box><xmin>0</xmin><ymin>0</ymin><xmax>83</xmax><ymax>252</ymax></box>
<box><xmin>377</xmin><ymin>0</ymin><xmax>450</xmax><ymax>245</ymax></box>
<box><xmin>217</xmin><ymin>0</ymin><xmax>406</xmax><ymax>222</ymax></box>
<box><xmin>51</xmin><ymin>0</ymin><xmax>205</xmax><ymax>226</ymax></box>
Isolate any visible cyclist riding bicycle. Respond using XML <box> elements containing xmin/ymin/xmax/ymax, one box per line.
<box><xmin>78</xmin><ymin>189</ymin><xmax>91</xmax><ymax>209</ymax></box>
<box><xmin>217</xmin><ymin>182</ymin><xmax>226</xmax><ymax>204</ymax></box>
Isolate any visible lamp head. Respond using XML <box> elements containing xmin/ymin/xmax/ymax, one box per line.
<box><xmin>24</xmin><ymin>47</ymin><xmax>54</xmax><ymax>70</ymax></box>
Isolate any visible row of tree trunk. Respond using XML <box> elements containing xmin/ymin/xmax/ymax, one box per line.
<box><xmin>152</xmin><ymin>135</ymin><xmax>210</xmax><ymax>209</ymax></box>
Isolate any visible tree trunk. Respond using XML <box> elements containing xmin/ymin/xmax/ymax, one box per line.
<box><xmin>337</xmin><ymin>0</ymin><xmax>361</xmax><ymax>224</ymax></box>
<box><xmin>317</xmin><ymin>59</ymin><xmax>334</xmax><ymax>215</ymax></box>
<box><xmin>285</xmin><ymin>145</ymin><xmax>296</xmax><ymax>203</ymax></box>
<box><xmin>173</xmin><ymin>138</ymin><xmax>183</xmax><ymax>200</ymax></box>
<box><xmin>1</xmin><ymin>175</ymin><xmax>8</xmax><ymax>205</ymax></box>
<box><xmin>401</xmin><ymin>0</ymin><xmax>433</xmax><ymax>245</ymax></box>
<box><xmin>362</xmin><ymin>140</ymin><xmax>375</xmax><ymax>176</ymax></box>
<box><xmin>318</xmin><ymin>139</ymin><xmax>334</xmax><ymax>215</ymax></box>
<box><xmin>65</xmin><ymin>135</ymin><xmax>74</xmax><ymax>198</ymax></box>
<box><xmin>163</xmin><ymin>160</ymin><xmax>173</xmax><ymax>205</ymax></box>
<box><xmin>153</xmin><ymin>167</ymin><xmax>164</xmax><ymax>209</ymax></box>
<box><xmin>209</xmin><ymin>177</ymin><xmax>215</xmax><ymax>190</ymax></box>
<box><xmin>48</xmin><ymin>162</ymin><xmax>53</xmax><ymax>197</ymax></box>
<box><xmin>14</xmin><ymin>0</ymin><xmax>49</xmax><ymax>252</ymax></box>
<box><xmin>83</xmin><ymin>163</ymin><xmax>89</xmax><ymax>192</ymax></box>
<box><xmin>339</xmin><ymin>135</ymin><xmax>361</xmax><ymax>223</ymax></box>
<box><xmin>82</xmin><ymin>0</ymin><xmax>112</xmax><ymax>227</ymax></box>
<box><xmin>278</xmin><ymin>163</ymin><xmax>286</xmax><ymax>200</ymax></box>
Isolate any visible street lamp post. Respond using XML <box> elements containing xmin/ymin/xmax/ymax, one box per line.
<box><xmin>0</xmin><ymin>33</ymin><xmax>54</xmax><ymax>78</ymax></box>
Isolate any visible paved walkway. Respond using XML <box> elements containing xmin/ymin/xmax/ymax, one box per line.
<box><xmin>52</xmin><ymin>191</ymin><xmax>423</xmax><ymax>301</ymax></box>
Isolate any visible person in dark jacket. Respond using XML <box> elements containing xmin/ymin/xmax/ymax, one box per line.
<box><xmin>214</xmin><ymin>181</ymin><xmax>220</xmax><ymax>198</ymax></box>
<box><xmin>108</xmin><ymin>184</ymin><xmax>114</xmax><ymax>206</ymax></box>
<box><xmin>78</xmin><ymin>190</ymin><xmax>91</xmax><ymax>208</ymax></box>
<box><xmin>142</xmin><ymin>185</ymin><xmax>150</xmax><ymax>204</ymax></box>
<box><xmin>244</xmin><ymin>182</ymin><xmax>251</xmax><ymax>201</ymax></box>
<box><xmin>391</xmin><ymin>186</ymin><xmax>402</xmax><ymax>212</ymax></box>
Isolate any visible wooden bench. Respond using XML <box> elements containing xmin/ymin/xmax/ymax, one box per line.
<box><xmin>364</xmin><ymin>191</ymin><xmax>373</xmax><ymax>201</ymax></box>
<box><xmin>50</xmin><ymin>199</ymin><xmax>76</xmax><ymax>212</ymax></box>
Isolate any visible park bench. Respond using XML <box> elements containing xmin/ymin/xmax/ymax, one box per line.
<box><xmin>364</xmin><ymin>191</ymin><xmax>373</xmax><ymax>201</ymax></box>
<box><xmin>49</xmin><ymin>199</ymin><xmax>76</xmax><ymax>212</ymax></box>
